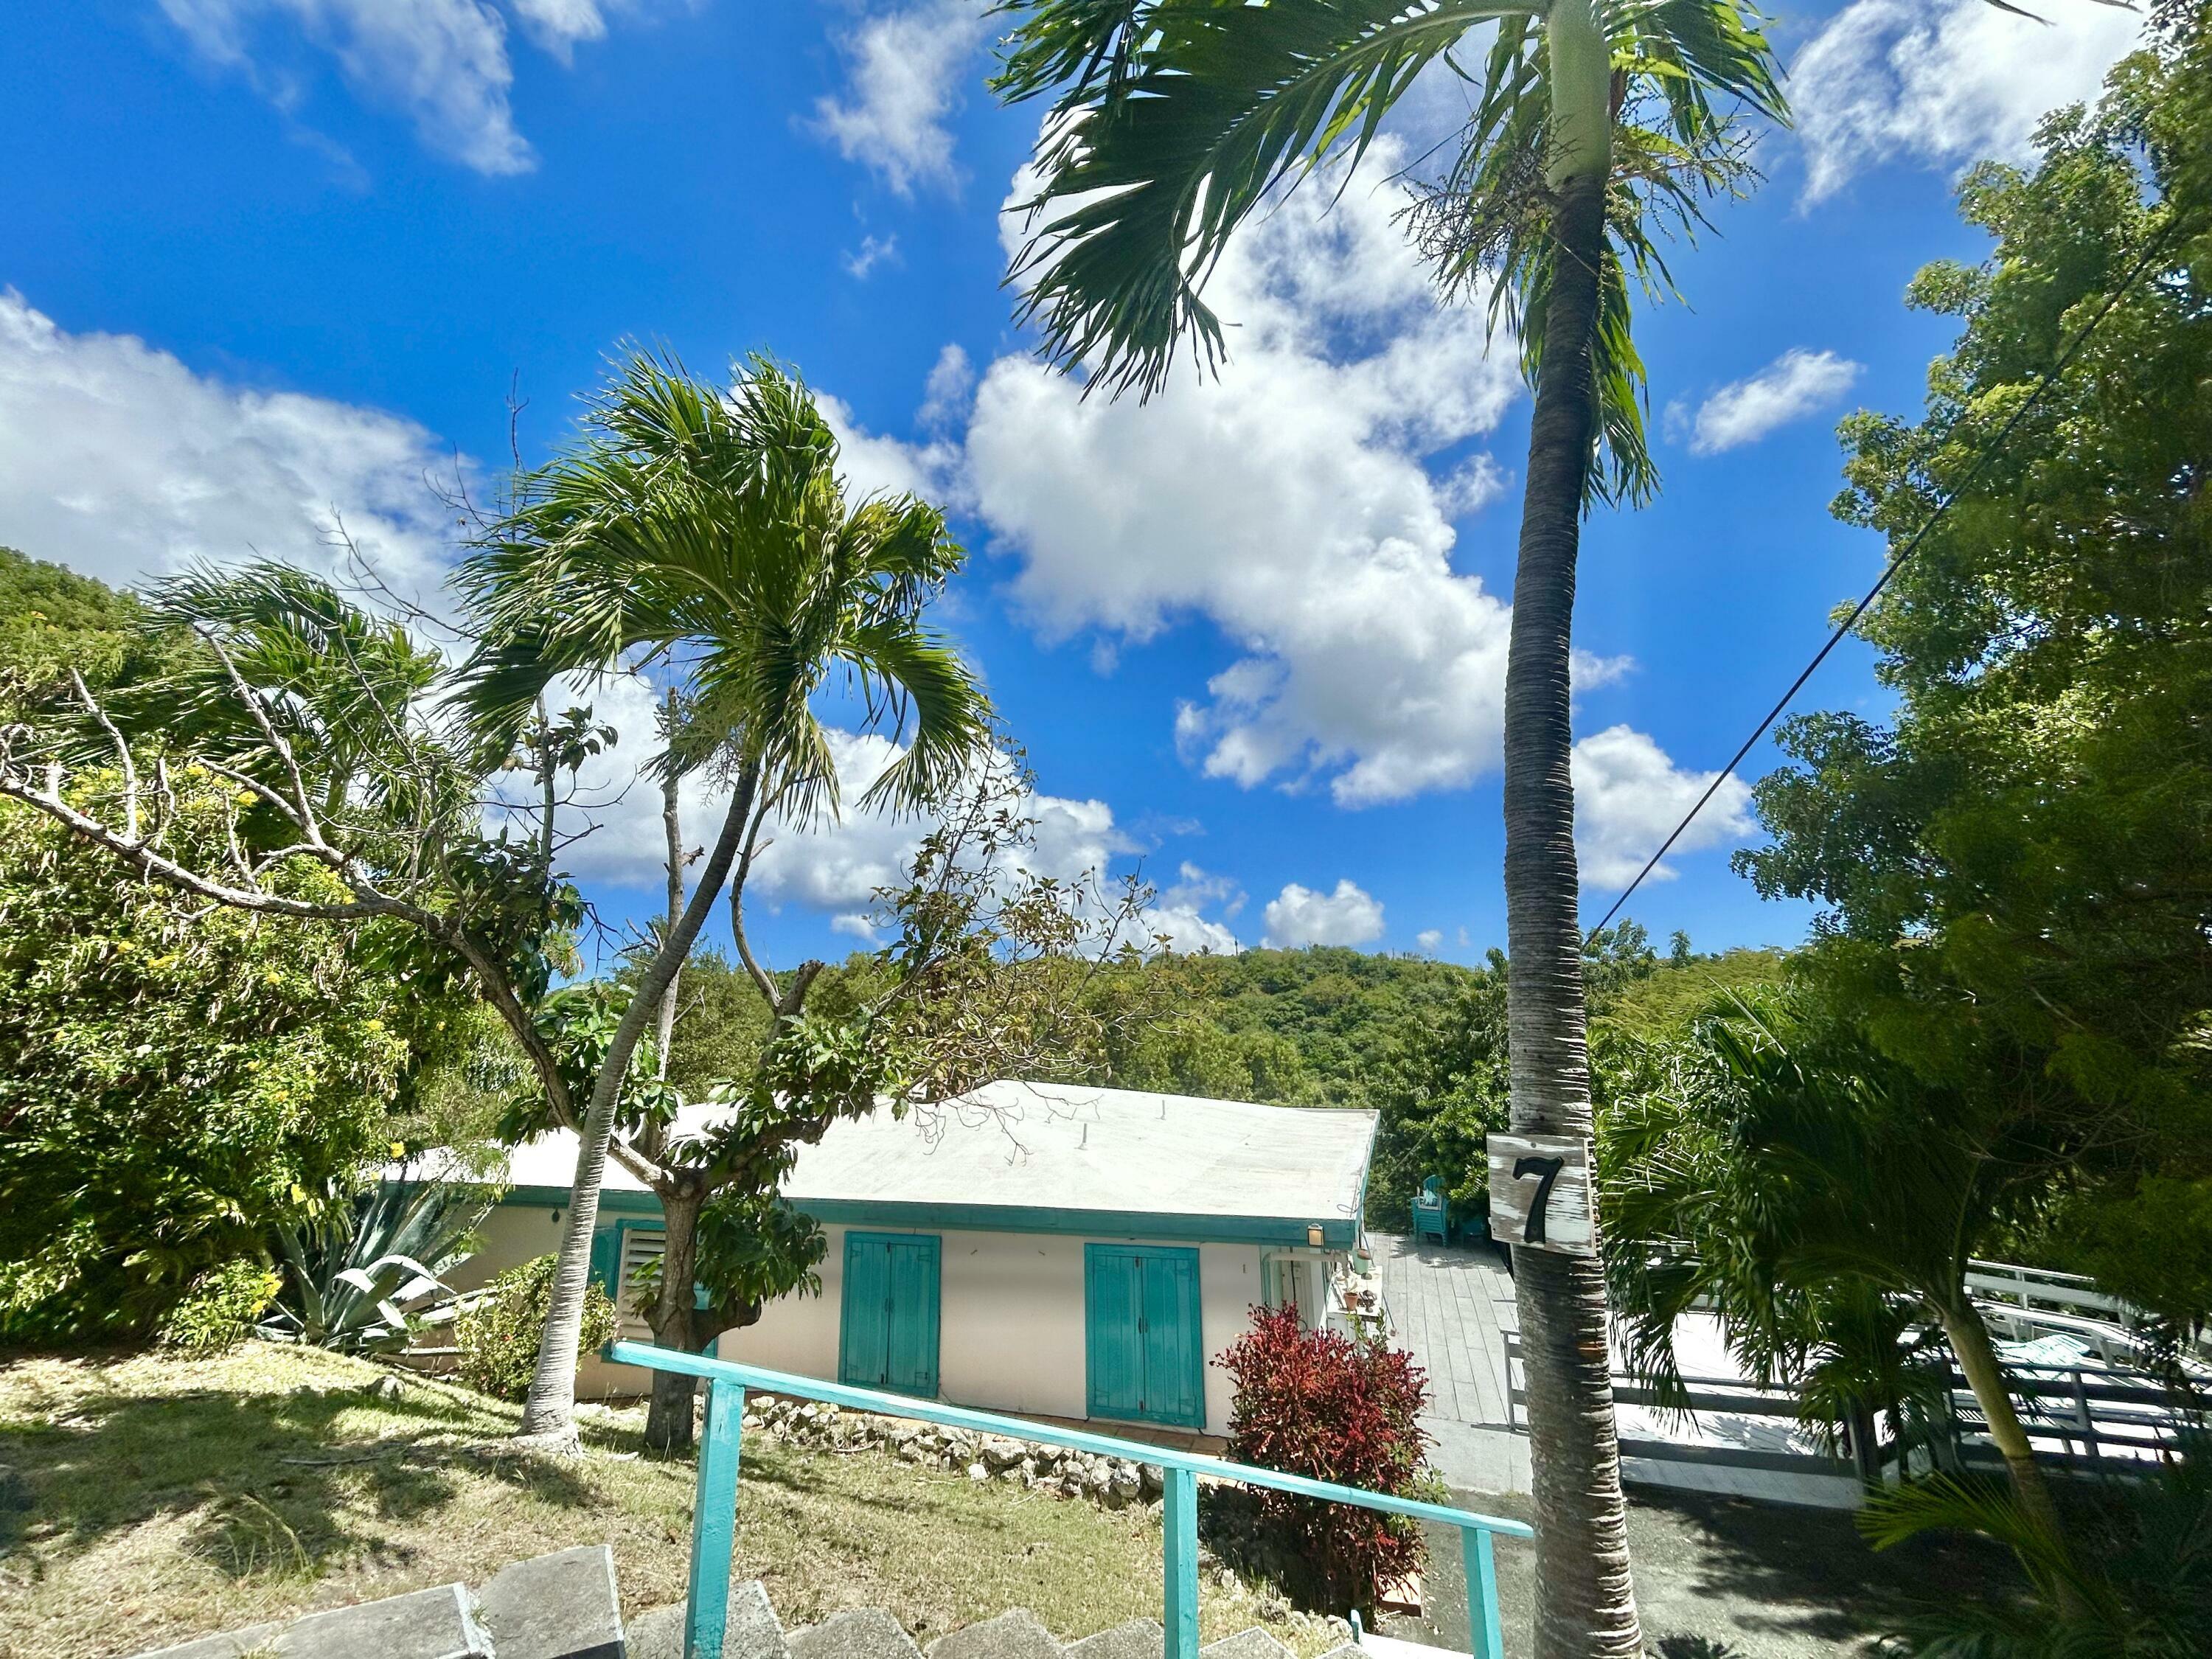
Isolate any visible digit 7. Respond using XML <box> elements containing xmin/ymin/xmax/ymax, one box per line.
<box><xmin>1513</xmin><ymin>1155</ymin><xmax>1566</xmax><ymax>1246</ymax></box>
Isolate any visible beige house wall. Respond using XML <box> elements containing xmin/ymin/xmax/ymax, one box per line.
<box><xmin>717</xmin><ymin>1224</ymin><xmax>1266</xmax><ymax>1433</ymax></box>
<box><xmin>451</xmin><ymin>1202</ymin><xmax>1279</xmax><ymax>1427</ymax></box>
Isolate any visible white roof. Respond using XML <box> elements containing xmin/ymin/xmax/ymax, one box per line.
<box><xmin>465</xmin><ymin>1081</ymin><xmax>1377</xmax><ymax>1236</ymax></box>
<box><xmin>789</xmin><ymin>1081</ymin><xmax>1376</xmax><ymax>1228</ymax></box>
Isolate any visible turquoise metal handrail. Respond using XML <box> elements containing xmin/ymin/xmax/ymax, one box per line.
<box><xmin>608</xmin><ymin>1340</ymin><xmax>1529</xmax><ymax>1659</ymax></box>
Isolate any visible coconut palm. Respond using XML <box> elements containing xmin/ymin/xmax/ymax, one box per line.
<box><xmin>992</xmin><ymin>2</ymin><xmax>1783</xmax><ymax>1649</ymax></box>
<box><xmin>459</xmin><ymin>350</ymin><xmax>993</xmax><ymax>1443</ymax></box>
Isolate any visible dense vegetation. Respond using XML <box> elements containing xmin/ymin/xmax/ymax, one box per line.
<box><xmin>1735</xmin><ymin>15</ymin><xmax>2212</xmax><ymax>1335</ymax></box>
<box><xmin>0</xmin><ymin>549</ymin><xmax>461</xmax><ymax>1343</ymax></box>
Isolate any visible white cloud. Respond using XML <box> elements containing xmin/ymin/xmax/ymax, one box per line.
<box><xmin>967</xmin><ymin>139</ymin><xmax>1540</xmax><ymax>807</ymax></box>
<box><xmin>0</xmin><ymin>289</ymin><xmax>458</xmax><ymax>592</ymax></box>
<box><xmin>1570</xmin><ymin>725</ymin><xmax>1753</xmax><ymax>889</ymax></box>
<box><xmin>843</xmin><ymin>234</ymin><xmax>900</xmax><ymax>280</ymax></box>
<box><xmin>156</xmin><ymin>0</ymin><xmax>693</xmax><ymax>175</ymax></box>
<box><xmin>1263</xmin><ymin>880</ymin><xmax>1385</xmax><ymax>950</ymax></box>
<box><xmin>1682</xmin><ymin>348</ymin><xmax>1862</xmax><ymax>456</ymax></box>
<box><xmin>919</xmin><ymin>344</ymin><xmax>975</xmax><ymax>434</ymax></box>
<box><xmin>818</xmin><ymin>389</ymin><xmax>964</xmax><ymax>506</ymax></box>
<box><xmin>812</xmin><ymin>0</ymin><xmax>990</xmax><ymax>195</ymax></box>
<box><xmin>1415</xmin><ymin>928</ymin><xmax>1443</xmax><ymax>953</ymax></box>
<box><xmin>1144</xmin><ymin>863</ymin><xmax>1243</xmax><ymax>956</ymax></box>
<box><xmin>1791</xmin><ymin>0</ymin><xmax>2142</xmax><ymax>205</ymax></box>
<box><xmin>508</xmin><ymin>0</ymin><xmax>606</xmax><ymax>58</ymax></box>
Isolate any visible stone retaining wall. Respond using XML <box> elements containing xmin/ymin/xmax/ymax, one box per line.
<box><xmin>740</xmin><ymin>1395</ymin><xmax>1164</xmax><ymax>1509</ymax></box>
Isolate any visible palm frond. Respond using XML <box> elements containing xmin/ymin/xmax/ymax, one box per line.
<box><xmin>998</xmin><ymin>0</ymin><xmax>1546</xmax><ymax>398</ymax></box>
<box><xmin>458</xmin><ymin>350</ymin><xmax>994</xmax><ymax>831</ymax></box>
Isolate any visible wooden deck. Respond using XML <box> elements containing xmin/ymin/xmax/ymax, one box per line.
<box><xmin>1374</xmin><ymin>1232</ymin><xmax>1533</xmax><ymax>1495</ymax></box>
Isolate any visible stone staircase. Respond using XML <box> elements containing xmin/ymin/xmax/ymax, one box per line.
<box><xmin>628</xmin><ymin>1588</ymin><xmax>1363</xmax><ymax>1659</ymax></box>
<box><xmin>129</xmin><ymin>1545</ymin><xmax>1367</xmax><ymax>1659</ymax></box>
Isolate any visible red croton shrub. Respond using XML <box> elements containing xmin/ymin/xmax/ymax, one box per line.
<box><xmin>1217</xmin><ymin>1304</ymin><xmax>1433</xmax><ymax>1609</ymax></box>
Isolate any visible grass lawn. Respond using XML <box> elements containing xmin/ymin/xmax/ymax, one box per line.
<box><xmin>0</xmin><ymin>1343</ymin><xmax>1344</xmax><ymax>1659</ymax></box>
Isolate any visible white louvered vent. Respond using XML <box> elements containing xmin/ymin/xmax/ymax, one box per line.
<box><xmin>618</xmin><ymin>1228</ymin><xmax>665</xmax><ymax>1335</ymax></box>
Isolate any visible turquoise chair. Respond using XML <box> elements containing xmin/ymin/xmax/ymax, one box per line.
<box><xmin>1411</xmin><ymin>1176</ymin><xmax>1452</xmax><ymax>1245</ymax></box>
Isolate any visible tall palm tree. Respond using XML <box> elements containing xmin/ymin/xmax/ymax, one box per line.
<box><xmin>991</xmin><ymin>3</ymin><xmax>1781</xmax><ymax>1650</ymax></box>
<box><xmin>459</xmin><ymin>351</ymin><xmax>992</xmax><ymax>1444</ymax></box>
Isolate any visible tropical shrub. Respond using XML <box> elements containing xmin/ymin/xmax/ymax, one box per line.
<box><xmin>454</xmin><ymin>1253</ymin><xmax>616</xmax><ymax>1402</ymax></box>
<box><xmin>1861</xmin><ymin>1447</ymin><xmax>2212</xmax><ymax>1655</ymax></box>
<box><xmin>157</xmin><ymin>1261</ymin><xmax>283</xmax><ymax>1356</ymax></box>
<box><xmin>1217</xmin><ymin>1304</ymin><xmax>1433</xmax><ymax>1610</ymax></box>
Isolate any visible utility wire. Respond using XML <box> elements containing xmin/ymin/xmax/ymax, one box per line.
<box><xmin>1591</xmin><ymin>224</ymin><xmax>2174</xmax><ymax>933</ymax></box>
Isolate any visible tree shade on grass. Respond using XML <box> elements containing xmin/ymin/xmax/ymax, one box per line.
<box><xmin>0</xmin><ymin>1344</ymin><xmax>1352</xmax><ymax>1659</ymax></box>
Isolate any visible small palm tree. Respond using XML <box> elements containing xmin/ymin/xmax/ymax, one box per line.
<box><xmin>458</xmin><ymin>349</ymin><xmax>993</xmax><ymax>1442</ymax></box>
<box><xmin>1602</xmin><ymin>994</ymin><xmax>2084</xmax><ymax>1605</ymax></box>
<box><xmin>991</xmin><ymin>3</ymin><xmax>1784</xmax><ymax>1649</ymax></box>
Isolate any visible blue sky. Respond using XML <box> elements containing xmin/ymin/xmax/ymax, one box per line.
<box><xmin>0</xmin><ymin>1</ymin><xmax>2142</xmax><ymax>973</ymax></box>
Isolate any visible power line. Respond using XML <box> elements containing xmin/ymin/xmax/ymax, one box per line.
<box><xmin>1590</xmin><ymin>225</ymin><xmax>2174</xmax><ymax>934</ymax></box>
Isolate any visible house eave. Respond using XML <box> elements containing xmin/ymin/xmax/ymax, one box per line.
<box><xmin>492</xmin><ymin>1185</ymin><xmax>1358</xmax><ymax>1249</ymax></box>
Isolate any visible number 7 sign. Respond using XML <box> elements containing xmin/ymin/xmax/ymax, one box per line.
<box><xmin>1486</xmin><ymin>1133</ymin><xmax>1595</xmax><ymax>1255</ymax></box>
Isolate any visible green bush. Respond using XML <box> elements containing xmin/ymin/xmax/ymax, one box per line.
<box><xmin>158</xmin><ymin>1261</ymin><xmax>282</xmax><ymax>1356</ymax></box>
<box><xmin>453</xmin><ymin>1253</ymin><xmax>617</xmax><ymax>1402</ymax></box>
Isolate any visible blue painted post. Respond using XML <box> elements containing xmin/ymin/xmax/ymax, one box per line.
<box><xmin>1462</xmin><ymin>1527</ymin><xmax>1504</xmax><ymax>1659</ymax></box>
<box><xmin>1162</xmin><ymin>1465</ymin><xmax>1200</xmax><ymax>1659</ymax></box>
<box><xmin>684</xmin><ymin>1379</ymin><xmax>745</xmax><ymax>1659</ymax></box>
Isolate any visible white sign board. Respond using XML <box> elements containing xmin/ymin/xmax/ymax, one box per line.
<box><xmin>1486</xmin><ymin>1133</ymin><xmax>1595</xmax><ymax>1256</ymax></box>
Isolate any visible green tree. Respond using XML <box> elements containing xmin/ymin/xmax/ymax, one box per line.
<box><xmin>1736</xmin><ymin>17</ymin><xmax>2212</xmax><ymax>1335</ymax></box>
<box><xmin>0</xmin><ymin>563</ymin><xmax>626</xmax><ymax>1396</ymax></box>
<box><xmin>0</xmin><ymin>779</ymin><xmax>412</xmax><ymax>1340</ymax></box>
<box><xmin>459</xmin><ymin>350</ymin><xmax>994</xmax><ymax>1446</ymax></box>
<box><xmin>0</xmin><ymin>546</ymin><xmax>183</xmax><ymax>716</ymax></box>
<box><xmin>990</xmin><ymin>4</ymin><xmax>1784</xmax><ymax>1645</ymax></box>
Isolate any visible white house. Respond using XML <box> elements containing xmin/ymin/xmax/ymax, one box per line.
<box><xmin>447</xmin><ymin>1080</ymin><xmax>1380</xmax><ymax>1434</ymax></box>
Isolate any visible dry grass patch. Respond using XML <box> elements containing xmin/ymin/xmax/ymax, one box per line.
<box><xmin>0</xmin><ymin>1344</ymin><xmax>1343</xmax><ymax>1659</ymax></box>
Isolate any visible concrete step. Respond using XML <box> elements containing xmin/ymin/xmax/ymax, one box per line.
<box><xmin>1063</xmin><ymin>1621</ymin><xmax>1160</xmax><ymax>1659</ymax></box>
<box><xmin>136</xmin><ymin>1583</ymin><xmax>493</xmax><ymax>1659</ymax></box>
<box><xmin>476</xmin><ymin>1544</ymin><xmax>625</xmax><ymax>1659</ymax></box>
<box><xmin>1356</xmin><ymin>1636</ymin><xmax>1470</xmax><ymax>1659</ymax></box>
<box><xmin>627</xmin><ymin>1582</ymin><xmax>789</xmax><ymax>1659</ymax></box>
<box><xmin>923</xmin><ymin>1610</ymin><xmax>1063</xmax><ymax>1659</ymax></box>
<box><xmin>787</xmin><ymin>1607</ymin><xmax>925</xmax><ymax>1659</ymax></box>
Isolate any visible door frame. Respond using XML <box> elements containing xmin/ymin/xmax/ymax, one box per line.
<box><xmin>837</xmin><ymin>1229</ymin><xmax>942</xmax><ymax>1397</ymax></box>
<box><xmin>1083</xmin><ymin>1242</ymin><xmax>1206</xmax><ymax>1428</ymax></box>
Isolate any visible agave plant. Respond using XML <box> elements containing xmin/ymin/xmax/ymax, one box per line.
<box><xmin>259</xmin><ymin>1178</ymin><xmax>495</xmax><ymax>1353</ymax></box>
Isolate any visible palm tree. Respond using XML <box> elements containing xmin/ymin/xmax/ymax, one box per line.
<box><xmin>1601</xmin><ymin>995</ymin><xmax>2084</xmax><ymax>1605</ymax></box>
<box><xmin>459</xmin><ymin>350</ymin><xmax>993</xmax><ymax>1444</ymax></box>
<box><xmin>991</xmin><ymin>3</ymin><xmax>1783</xmax><ymax>1649</ymax></box>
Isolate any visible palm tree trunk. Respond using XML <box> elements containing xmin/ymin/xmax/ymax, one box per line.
<box><xmin>1500</xmin><ymin>6</ymin><xmax>1641</xmax><ymax>1647</ymax></box>
<box><xmin>655</xmin><ymin>690</ymin><xmax>684</xmax><ymax>1089</ymax></box>
<box><xmin>1936</xmin><ymin>1300</ymin><xmax>2081</xmax><ymax>1612</ymax></box>
<box><xmin>644</xmin><ymin>1184</ymin><xmax>706</xmax><ymax>1453</ymax></box>
<box><xmin>518</xmin><ymin>764</ymin><xmax>761</xmax><ymax>1447</ymax></box>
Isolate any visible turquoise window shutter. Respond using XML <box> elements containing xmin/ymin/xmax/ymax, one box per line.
<box><xmin>1085</xmin><ymin>1244</ymin><xmax>1204</xmax><ymax>1428</ymax></box>
<box><xmin>839</xmin><ymin>1233</ymin><xmax>939</xmax><ymax>1397</ymax></box>
<box><xmin>588</xmin><ymin>1226</ymin><xmax>621</xmax><ymax>1299</ymax></box>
